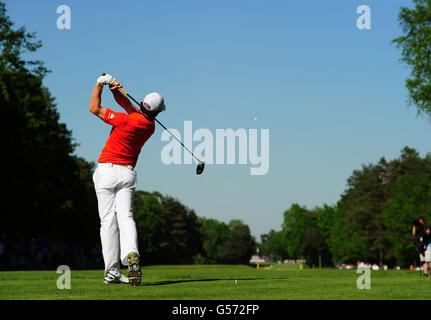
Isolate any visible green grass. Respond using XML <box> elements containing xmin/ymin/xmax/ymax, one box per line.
<box><xmin>0</xmin><ymin>264</ymin><xmax>430</xmax><ymax>300</ymax></box>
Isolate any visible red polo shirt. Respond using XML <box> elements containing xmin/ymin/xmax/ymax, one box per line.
<box><xmin>98</xmin><ymin>109</ymin><xmax>155</xmax><ymax>168</ymax></box>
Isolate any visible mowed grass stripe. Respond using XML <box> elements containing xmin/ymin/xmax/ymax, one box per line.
<box><xmin>1</xmin><ymin>264</ymin><xmax>431</xmax><ymax>300</ymax></box>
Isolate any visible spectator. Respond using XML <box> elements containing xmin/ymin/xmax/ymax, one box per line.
<box><xmin>413</xmin><ymin>218</ymin><xmax>431</xmax><ymax>277</ymax></box>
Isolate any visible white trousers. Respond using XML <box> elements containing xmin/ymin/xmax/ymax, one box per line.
<box><xmin>93</xmin><ymin>163</ymin><xmax>139</xmax><ymax>274</ymax></box>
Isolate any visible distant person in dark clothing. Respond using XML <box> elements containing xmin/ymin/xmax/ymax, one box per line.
<box><xmin>413</xmin><ymin>218</ymin><xmax>431</xmax><ymax>277</ymax></box>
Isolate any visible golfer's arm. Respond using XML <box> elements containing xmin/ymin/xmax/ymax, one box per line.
<box><xmin>89</xmin><ymin>83</ymin><xmax>107</xmax><ymax>120</ymax></box>
<box><xmin>112</xmin><ymin>90</ymin><xmax>139</xmax><ymax>114</ymax></box>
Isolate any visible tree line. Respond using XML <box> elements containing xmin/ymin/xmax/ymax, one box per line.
<box><xmin>260</xmin><ymin>147</ymin><xmax>431</xmax><ymax>268</ymax></box>
<box><xmin>133</xmin><ymin>191</ymin><xmax>255</xmax><ymax>265</ymax></box>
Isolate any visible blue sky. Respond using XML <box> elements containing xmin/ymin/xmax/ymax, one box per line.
<box><xmin>5</xmin><ymin>0</ymin><xmax>430</xmax><ymax>239</ymax></box>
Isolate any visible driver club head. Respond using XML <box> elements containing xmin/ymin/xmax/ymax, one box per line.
<box><xmin>196</xmin><ymin>161</ymin><xmax>205</xmax><ymax>175</ymax></box>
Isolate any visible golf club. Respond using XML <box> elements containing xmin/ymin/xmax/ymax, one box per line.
<box><xmin>101</xmin><ymin>74</ymin><xmax>205</xmax><ymax>175</ymax></box>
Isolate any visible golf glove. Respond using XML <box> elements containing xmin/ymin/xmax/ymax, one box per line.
<box><xmin>97</xmin><ymin>74</ymin><xmax>116</xmax><ymax>86</ymax></box>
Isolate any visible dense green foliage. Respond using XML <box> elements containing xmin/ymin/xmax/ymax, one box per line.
<box><xmin>393</xmin><ymin>0</ymin><xmax>431</xmax><ymax>116</ymax></box>
<box><xmin>0</xmin><ymin>2</ymin><xmax>99</xmax><ymax>247</ymax></box>
<box><xmin>199</xmin><ymin>218</ymin><xmax>230</xmax><ymax>263</ymax></box>
<box><xmin>330</xmin><ymin>147</ymin><xmax>431</xmax><ymax>267</ymax></box>
<box><xmin>134</xmin><ymin>191</ymin><xmax>204</xmax><ymax>265</ymax></box>
<box><xmin>218</xmin><ymin>220</ymin><xmax>256</xmax><ymax>264</ymax></box>
<box><xmin>259</xmin><ymin>230</ymin><xmax>288</xmax><ymax>262</ymax></box>
<box><xmin>260</xmin><ymin>147</ymin><xmax>431</xmax><ymax>268</ymax></box>
<box><xmin>280</xmin><ymin>204</ymin><xmax>332</xmax><ymax>267</ymax></box>
<box><xmin>133</xmin><ymin>192</ymin><xmax>257</xmax><ymax>265</ymax></box>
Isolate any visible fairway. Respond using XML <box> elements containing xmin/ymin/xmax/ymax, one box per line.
<box><xmin>1</xmin><ymin>264</ymin><xmax>430</xmax><ymax>300</ymax></box>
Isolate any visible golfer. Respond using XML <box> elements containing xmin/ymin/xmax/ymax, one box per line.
<box><xmin>89</xmin><ymin>73</ymin><xmax>166</xmax><ymax>286</ymax></box>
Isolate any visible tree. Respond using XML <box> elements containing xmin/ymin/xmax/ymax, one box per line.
<box><xmin>133</xmin><ymin>192</ymin><xmax>204</xmax><ymax>264</ymax></box>
<box><xmin>315</xmin><ymin>205</ymin><xmax>336</xmax><ymax>249</ymax></box>
<box><xmin>328</xmin><ymin>200</ymin><xmax>362</xmax><ymax>265</ymax></box>
<box><xmin>303</xmin><ymin>220</ymin><xmax>326</xmax><ymax>267</ymax></box>
<box><xmin>393</xmin><ymin>0</ymin><xmax>431</xmax><ymax>116</ymax></box>
<box><xmin>199</xmin><ymin>218</ymin><xmax>230</xmax><ymax>264</ymax></box>
<box><xmin>160</xmin><ymin>196</ymin><xmax>203</xmax><ymax>264</ymax></box>
<box><xmin>382</xmin><ymin>148</ymin><xmax>431</xmax><ymax>267</ymax></box>
<box><xmin>282</xmin><ymin>204</ymin><xmax>332</xmax><ymax>267</ymax></box>
<box><xmin>312</xmin><ymin>205</ymin><xmax>335</xmax><ymax>267</ymax></box>
<box><xmin>282</xmin><ymin>204</ymin><xmax>312</xmax><ymax>259</ymax></box>
<box><xmin>133</xmin><ymin>191</ymin><xmax>170</xmax><ymax>264</ymax></box>
<box><xmin>0</xmin><ymin>1</ymin><xmax>98</xmax><ymax>247</ymax></box>
<box><xmin>341</xmin><ymin>161</ymin><xmax>389</xmax><ymax>266</ymax></box>
<box><xmin>259</xmin><ymin>229</ymin><xmax>288</xmax><ymax>261</ymax></box>
<box><xmin>384</xmin><ymin>174</ymin><xmax>431</xmax><ymax>267</ymax></box>
<box><xmin>64</xmin><ymin>157</ymin><xmax>99</xmax><ymax>247</ymax></box>
<box><xmin>276</xmin><ymin>147</ymin><xmax>431</xmax><ymax>268</ymax></box>
<box><xmin>327</xmin><ymin>147</ymin><xmax>431</xmax><ymax>267</ymax></box>
<box><xmin>219</xmin><ymin>220</ymin><xmax>255</xmax><ymax>264</ymax></box>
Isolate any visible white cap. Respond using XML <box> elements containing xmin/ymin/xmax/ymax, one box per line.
<box><xmin>142</xmin><ymin>92</ymin><xmax>166</xmax><ymax>114</ymax></box>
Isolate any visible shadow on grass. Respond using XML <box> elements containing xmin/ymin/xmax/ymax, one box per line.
<box><xmin>143</xmin><ymin>278</ymin><xmax>288</xmax><ymax>286</ymax></box>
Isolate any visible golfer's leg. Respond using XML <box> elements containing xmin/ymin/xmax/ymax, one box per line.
<box><xmin>94</xmin><ymin>166</ymin><xmax>121</xmax><ymax>274</ymax></box>
<box><xmin>116</xmin><ymin>184</ymin><xmax>139</xmax><ymax>266</ymax></box>
<box><xmin>95</xmin><ymin>187</ymin><xmax>121</xmax><ymax>274</ymax></box>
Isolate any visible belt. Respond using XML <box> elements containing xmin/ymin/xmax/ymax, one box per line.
<box><xmin>99</xmin><ymin>163</ymin><xmax>134</xmax><ymax>171</ymax></box>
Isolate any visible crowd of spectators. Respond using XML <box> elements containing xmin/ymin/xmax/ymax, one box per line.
<box><xmin>0</xmin><ymin>233</ymin><xmax>103</xmax><ymax>270</ymax></box>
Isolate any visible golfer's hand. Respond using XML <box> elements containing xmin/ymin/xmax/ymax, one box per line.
<box><xmin>109</xmin><ymin>80</ymin><xmax>123</xmax><ymax>91</ymax></box>
<box><xmin>97</xmin><ymin>73</ymin><xmax>116</xmax><ymax>86</ymax></box>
